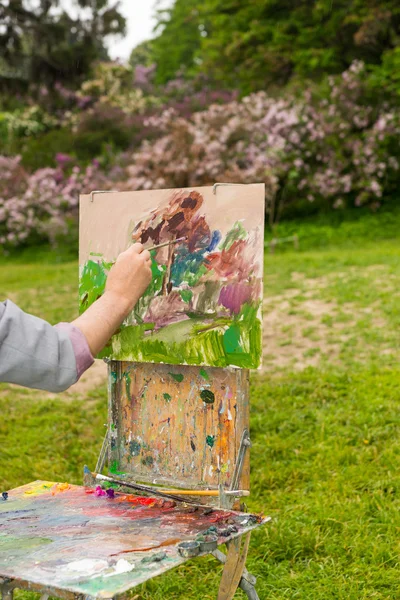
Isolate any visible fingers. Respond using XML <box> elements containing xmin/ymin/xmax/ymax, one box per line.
<box><xmin>129</xmin><ymin>242</ymin><xmax>144</xmax><ymax>254</ymax></box>
<box><xmin>120</xmin><ymin>244</ymin><xmax>151</xmax><ymax>267</ymax></box>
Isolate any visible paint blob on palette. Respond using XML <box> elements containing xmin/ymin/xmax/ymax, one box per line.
<box><xmin>0</xmin><ymin>481</ymin><xmax>265</xmax><ymax>598</ymax></box>
<box><xmin>79</xmin><ymin>184</ymin><xmax>265</xmax><ymax>368</ymax></box>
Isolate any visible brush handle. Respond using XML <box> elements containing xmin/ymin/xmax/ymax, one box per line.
<box><xmin>94</xmin><ymin>473</ymin><xmax>199</xmax><ymax>506</ymax></box>
<box><xmin>163</xmin><ymin>489</ymin><xmax>250</xmax><ymax>497</ymax></box>
<box><xmin>147</xmin><ymin>236</ymin><xmax>186</xmax><ymax>252</ymax></box>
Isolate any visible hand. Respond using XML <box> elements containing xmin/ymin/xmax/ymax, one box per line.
<box><xmin>73</xmin><ymin>243</ymin><xmax>152</xmax><ymax>357</ymax></box>
<box><xmin>104</xmin><ymin>243</ymin><xmax>152</xmax><ymax>316</ymax></box>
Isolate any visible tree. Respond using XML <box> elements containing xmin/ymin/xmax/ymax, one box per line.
<box><xmin>151</xmin><ymin>0</ymin><xmax>400</xmax><ymax>94</ymax></box>
<box><xmin>150</xmin><ymin>0</ymin><xmax>202</xmax><ymax>84</ymax></box>
<box><xmin>129</xmin><ymin>40</ymin><xmax>154</xmax><ymax>69</ymax></box>
<box><xmin>0</xmin><ymin>0</ymin><xmax>126</xmax><ymax>87</ymax></box>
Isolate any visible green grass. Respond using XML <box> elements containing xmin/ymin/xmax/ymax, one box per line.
<box><xmin>2</xmin><ymin>210</ymin><xmax>400</xmax><ymax>598</ymax></box>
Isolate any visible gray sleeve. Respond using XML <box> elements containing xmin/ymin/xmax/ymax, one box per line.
<box><xmin>0</xmin><ymin>300</ymin><xmax>79</xmax><ymax>392</ymax></box>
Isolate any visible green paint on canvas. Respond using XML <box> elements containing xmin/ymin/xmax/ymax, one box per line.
<box><xmin>107</xmin><ymin>311</ymin><xmax>261</xmax><ymax>368</ymax></box>
<box><xmin>168</xmin><ymin>372</ymin><xmax>184</xmax><ymax>383</ymax></box>
<box><xmin>179</xmin><ymin>289</ymin><xmax>193</xmax><ymax>303</ymax></box>
<box><xmin>163</xmin><ymin>393</ymin><xmax>172</xmax><ymax>402</ymax></box>
<box><xmin>129</xmin><ymin>440</ymin><xmax>141</xmax><ymax>456</ymax></box>
<box><xmin>206</xmin><ymin>435</ymin><xmax>215</xmax><ymax>448</ymax></box>
<box><xmin>220</xmin><ymin>221</ymin><xmax>247</xmax><ymax>251</ymax></box>
<box><xmin>199</xmin><ymin>368</ymin><xmax>209</xmax><ymax>380</ymax></box>
<box><xmin>223</xmin><ymin>325</ymin><xmax>243</xmax><ymax>354</ymax></box>
<box><xmin>200</xmin><ymin>389</ymin><xmax>215</xmax><ymax>404</ymax></box>
<box><xmin>79</xmin><ymin>259</ymin><xmax>108</xmax><ymax>313</ymax></box>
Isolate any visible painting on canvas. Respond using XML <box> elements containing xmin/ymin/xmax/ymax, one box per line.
<box><xmin>79</xmin><ymin>184</ymin><xmax>264</xmax><ymax>368</ymax></box>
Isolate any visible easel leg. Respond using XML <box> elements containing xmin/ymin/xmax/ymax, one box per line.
<box><xmin>216</xmin><ymin>533</ymin><xmax>258</xmax><ymax>600</ymax></box>
<box><xmin>0</xmin><ymin>583</ymin><xmax>13</xmax><ymax>600</ymax></box>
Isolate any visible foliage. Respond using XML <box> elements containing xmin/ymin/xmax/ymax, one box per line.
<box><xmin>77</xmin><ymin>61</ymin><xmax>160</xmax><ymax>115</ymax></box>
<box><xmin>123</xmin><ymin>62</ymin><xmax>400</xmax><ymax>221</ymax></box>
<box><xmin>0</xmin><ymin>106</ymin><xmax>58</xmax><ymax>155</ymax></box>
<box><xmin>129</xmin><ymin>40</ymin><xmax>155</xmax><ymax>69</ymax></box>
<box><xmin>4</xmin><ymin>214</ymin><xmax>400</xmax><ymax>597</ymax></box>
<box><xmin>0</xmin><ymin>156</ymin><xmax>115</xmax><ymax>248</ymax></box>
<box><xmin>20</xmin><ymin>103</ymin><xmax>147</xmax><ymax>170</ymax></box>
<box><xmin>2</xmin><ymin>61</ymin><xmax>400</xmax><ymax>247</ymax></box>
<box><xmin>152</xmin><ymin>0</ymin><xmax>400</xmax><ymax>94</ymax></box>
<box><xmin>151</xmin><ymin>0</ymin><xmax>202</xmax><ymax>85</ymax></box>
<box><xmin>367</xmin><ymin>47</ymin><xmax>400</xmax><ymax>101</ymax></box>
<box><xmin>0</xmin><ymin>0</ymin><xmax>126</xmax><ymax>87</ymax></box>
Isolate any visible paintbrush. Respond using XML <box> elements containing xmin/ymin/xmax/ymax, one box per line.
<box><xmin>147</xmin><ymin>236</ymin><xmax>187</xmax><ymax>252</ymax></box>
<box><xmin>90</xmin><ymin>471</ymin><xmax>202</xmax><ymax>506</ymax></box>
<box><xmin>162</xmin><ymin>489</ymin><xmax>250</xmax><ymax>497</ymax></box>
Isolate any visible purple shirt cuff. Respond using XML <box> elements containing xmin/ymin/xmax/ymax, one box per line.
<box><xmin>55</xmin><ymin>323</ymin><xmax>94</xmax><ymax>379</ymax></box>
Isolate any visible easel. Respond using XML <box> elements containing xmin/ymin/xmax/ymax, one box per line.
<box><xmin>102</xmin><ymin>360</ymin><xmax>262</xmax><ymax>599</ymax></box>
<box><xmin>0</xmin><ymin>362</ymin><xmax>266</xmax><ymax>600</ymax></box>
<box><xmin>0</xmin><ymin>184</ymin><xmax>268</xmax><ymax>600</ymax></box>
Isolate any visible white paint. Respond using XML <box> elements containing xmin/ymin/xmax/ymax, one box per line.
<box><xmin>104</xmin><ymin>558</ymin><xmax>135</xmax><ymax>577</ymax></box>
<box><xmin>227</xmin><ymin>409</ymin><xmax>233</xmax><ymax>421</ymax></box>
<box><xmin>64</xmin><ymin>559</ymin><xmax>109</xmax><ymax>576</ymax></box>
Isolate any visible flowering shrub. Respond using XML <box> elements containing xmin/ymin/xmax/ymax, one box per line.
<box><xmin>0</xmin><ymin>156</ymin><xmax>111</xmax><ymax>247</ymax></box>
<box><xmin>0</xmin><ymin>106</ymin><xmax>58</xmax><ymax>154</ymax></box>
<box><xmin>1</xmin><ymin>61</ymin><xmax>400</xmax><ymax>248</ymax></box>
<box><xmin>124</xmin><ymin>61</ymin><xmax>400</xmax><ymax>216</ymax></box>
<box><xmin>77</xmin><ymin>62</ymin><xmax>160</xmax><ymax>115</ymax></box>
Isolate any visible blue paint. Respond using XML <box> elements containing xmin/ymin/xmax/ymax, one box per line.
<box><xmin>170</xmin><ymin>229</ymin><xmax>221</xmax><ymax>287</ymax></box>
<box><xmin>206</xmin><ymin>230</ymin><xmax>221</xmax><ymax>252</ymax></box>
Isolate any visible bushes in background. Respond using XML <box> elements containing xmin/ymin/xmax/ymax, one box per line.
<box><xmin>1</xmin><ymin>61</ymin><xmax>400</xmax><ymax>249</ymax></box>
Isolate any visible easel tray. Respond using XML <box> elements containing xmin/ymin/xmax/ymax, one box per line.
<box><xmin>0</xmin><ymin>481</ymin><xmax>267</xmax><ymax>600</ymax></box>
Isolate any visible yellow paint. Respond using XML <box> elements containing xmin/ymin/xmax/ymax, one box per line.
<box><xmin>24</xmin><ymin>482</ymin><xmax>57</xmax><ymax>496</ymax></box>
<box><xmin>51</xmin><ymin>482</ymin><xmax>71</xmax><ymax>496</ymax></box>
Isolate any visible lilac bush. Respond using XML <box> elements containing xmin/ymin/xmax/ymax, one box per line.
<box><xmin>1</xmin><ymin>61</ymin><xmax>400</xmax><ymax>248</ymax></box>
<box><xmin>124</xmin><ymin>61</ymin><xmax>400</xmax><ymax>218</ymax></box>
<box><xmin>0</xmin><ymin>157</ymin><xmax>111</xmax><ymax>247</ymax></box>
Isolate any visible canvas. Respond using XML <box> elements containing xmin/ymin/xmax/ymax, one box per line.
<box><xmin>79</xmin><ymin>184</ymin><xmax>264</xmax><ymax>368</ymax></box>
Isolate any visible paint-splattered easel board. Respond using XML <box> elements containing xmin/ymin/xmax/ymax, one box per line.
<box><xmin>109</xmin><ymin>362</ymin><xmax>250</xmax><ymax>492</ymax></box>
<box><xmin>0</xmin><ymin>481</ymin><xmax>265</xmax><ymax>599</ymax></box>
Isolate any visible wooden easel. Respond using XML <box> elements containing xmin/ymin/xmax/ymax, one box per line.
<box><xmin>0</xmin><ymin>361</ymin><xmax>266</xmax><ymax>600</ymax></box>
<box><xmin>100</xmin><ymin>360</ymin><xmax>263</xmax><ymax>600</ymax></box>
<box><xmin>0</xmin><ymin>183</ymin><xmax>267</xmax><ymax>600</ymax></box>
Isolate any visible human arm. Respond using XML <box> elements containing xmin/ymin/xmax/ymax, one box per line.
<box><xmin>71</xmin><ymin>243</ymin><xmax>151</xmax><ymax>356</ymax></box>
<box><xmin>0</xmin><ymin>243</ymin><xmax>151</xmax><ymax>392</ymax></box>
<box><xmin>0</xmin><ymin>300</ymin><xmax>92</xmax><ymax>392</ymax></box>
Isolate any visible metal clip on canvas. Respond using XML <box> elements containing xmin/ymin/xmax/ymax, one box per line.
<box><xmin>0</xmin><ymin>184</ymin><xmax>268</xmax><ymax>600</ymax></box>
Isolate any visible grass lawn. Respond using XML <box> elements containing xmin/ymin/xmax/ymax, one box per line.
<box><xmin>2</xmin><ymin>209</ymin><xmax>400</xmax><ymax>598</ymax></box>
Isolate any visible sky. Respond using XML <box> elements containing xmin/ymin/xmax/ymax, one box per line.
<box><xmin>107</xmin><ymin>1</ymin><xmax>173</xmax><ymax>62</ymax></box>
<box><xmin>61</xmin><ymin>0</ymin><xmax>174</xmax><ymax>63</ymax></box>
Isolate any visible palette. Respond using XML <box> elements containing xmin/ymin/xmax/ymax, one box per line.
<box><xmin>0</xmin><ymin>481</ymin><xmax>265</xmax><ymax>599</ymax></box>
